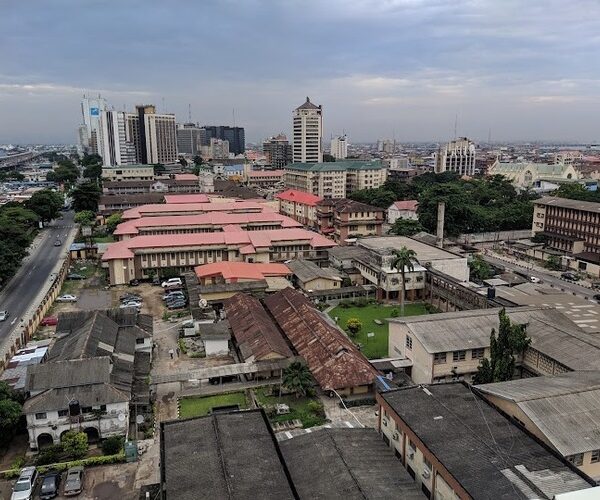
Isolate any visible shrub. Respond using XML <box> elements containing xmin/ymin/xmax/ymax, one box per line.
<box><xmin>354</xmin><ymin>297</ymin><xmax>369</xmax><ymax>307</ymax></box>
<box><xmin>177</xmin><ymin>339</ymin><xmax>188</xmax><ymax>354</ymax></box>
<box><xmin>345</xmin><ymin>317</ymin><xmax>362</xmax><ymax>336</ymax></box>
<box><xmin>36</xmin><ymin>444</ymin><xmax>64</xmax><ymax>465</ymax></box>
<box><xmin>307</xmin><ymin>400</ymin><xmax>323</xmax><ymax>414</ymax></box>
<box><xmin>101</xmin><ymin>436</ymin><xmax>124</xmax><ymax>456</ymax></box>
<box><xmin>339</xmin><ymin>300</ymin><xmax>352</xmax><ymax>309</ymax></box>
<box><xmin>390</xmin><ymin>308</ymin><xmax>400</xmax><ymax>317</ymax></box>
<box><xmin>61</xmin><ymin>431</ymin><xmax>88</xmax><ymax>459</ymax></box>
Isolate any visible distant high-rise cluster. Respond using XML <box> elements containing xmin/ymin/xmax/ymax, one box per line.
<box><xmin>434</xmin><ymin>137</ymin><xmax>476</xmax><ymax>176</ymax></box>
<box><xmin>330</xmin><ymin>135</ymin><xmax>348</xmax><ymax>160</ymax></box>
<box><xmin>293</xmin><ymin>97</ymin><xmax>323</xmax><ymax>163</ymax></box>
<box><xmin>263</xmin><ymin>134</ymin><xmax>292</xmax><ymax>168</ymax></box>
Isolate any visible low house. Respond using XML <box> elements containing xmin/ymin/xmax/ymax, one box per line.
<box><xmin>327</xmin><ymin>245</ymin><xmax>370</xmax><ymax>285</ymax></box>
<box><xmin>0</xmin><ymin>340</ymin><xmax>49</xmax><ymax>392</ymax></box>
<box><xmin>286</xmin><ymin>259</ymin><xmax>342</xmax><ymax>291</ymax></box>
<box><xmin>387</xmin><ymin>200</ymin><xmax>419</xmax><ymax>223</ymax></box>
<box><xmin>476</xmin><ymin>371</ymin><xmax>600</xmax><ymax>479</ymax></box>
<box><xmin>198</xmin><ymin>322</ymin><xmax>231</xmax><ymax>357</ymax></box>
<box><xmin>377</xmin><ymin>383</ymin><xmax>596</xmax><ymax>499</ymax></box>
<box><xmin>68</xmin><ymin>242</ymin><xmax>98</xmax><ymax>260</ymax></box>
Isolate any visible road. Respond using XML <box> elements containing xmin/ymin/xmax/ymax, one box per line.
<box><xmin>0</xmin><ymin>211</ymin><xmax>76</xmax><ymax>348</ymax></box>
<box><xmin>482</xmin><ymin>253</ymin><xmax>596</xmax><ymax>299</ymax></box>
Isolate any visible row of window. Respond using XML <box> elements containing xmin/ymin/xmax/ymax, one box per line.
<box><xmin>35</xmin><ymin>405</ymin><xmax>107</xmax><ymax>420</ymax></box>
<box><xmin>567</xmin><ymin>450</ymin><xmax>600</xmax><ymax>466</ymax></box>
<box><xmin>426</xmin><ymin>347</ymin><xmax>485</xmax><ymax>362</ymax></box>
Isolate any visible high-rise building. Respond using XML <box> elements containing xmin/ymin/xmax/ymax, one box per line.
<box><xmin>434</xmin><ymin>137</ymin><xmax>476</xmax><ymax>175</ymax></box>
<box><xmin>202</xmin><ymin>126</ymin><xmax>245</xmax><ymax>155</ymax></box>
<box><xmin>177</xmin><ymin>123</ymin><xmax>206</xmax><ymax>155</ymax></box>
<box><xmin>99</xmin><ymin>110</ymin><xmax>137</xmax><ymax>166</ymax></box>
<box><xmin>79</xmin><ymin>95</ymin><xmax>107</xmax><ymax>155</ymax></box>
<box><xmin>135</xmin><ymin>105</ymin><xmax>178</xmax><ymax>164</ymax></box>
<box><xmin>293</xmin><ymin>97</ymin><xmax>323</xmax><ymax>163</ymax></box>
<box><xmin>201</xmin><ymin>138</ymin><xmax>229</xmax><ymax>159</ymax></box>
<box><xmin>330</xmin><ymin>135</ymin><xmax>348</xmax><ymax>160</ymax></box>
<box><xmin>263</xmin><ymin>134</ymin><xmax>292</xmax><ymax>168</ymax></box>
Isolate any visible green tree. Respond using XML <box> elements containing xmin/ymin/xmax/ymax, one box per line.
<box><xmin>80</xmin><ymin>153</ymin><xmax>102</xmax><ymax>167</ymax></box>
<box><xmin>61</xmin><ymin>431</ymin><xmax>88</xmax><ymax>459</ymax></box>
<box><xmin>71</xmin><ymin>182</ymin><xmax>101</xmax><ymax>212</ymax></box>
<box><xmin>193</xmin><ymin>155</ymin><xmax>203</xmax><ymax>166</ymax></box>
<box><xmin>545</xmin><ymin>255</ymin><xmax>562</xmax><ymax>271</ymax></box>
<box><xmin>0</xmin><ymin>381</ymin><xmax>23</xmax><ymax>448</ymax></box>
<box><xmin>389</xmin><ymin>218</ymin><xmax>424</xmax><ymax>236</ymax></box>
<box><xmin>282</xmin><ymin>361</ymin><xmax>313</xmax><ymax>398</ymax></box>
<box><xmin>345</xmin><ymin>317</ymin><xmax>363</xmax><ymax>336</ymax></box>
<box><xmin>48</xmin><ymin>160</ymin><xmax>80</xmax><ymax>184</ymax></box>
<box><xmin>469</xmin><ymin>255</ymin><xmax>493</xmax><ymax>281</ymax></box>
<box><xmin>83</xmin><ymin>163</ymin><xmax>103</xmax><ymax>179</ymax></box>
<box><xmin>105</xmin><ymin>213</ymin><xmax>123</xmax><ymax>233</ymax></box>
<box><xmin>0</xmin><ymin>206</ymin><xmax>39</xmax><ymax>285</ymax></box>
<box><xmin>0</xmin><ymin>170</ymin><xmax>25</xmax><ymax>182</ymax></box>
<box><xmin>391</xmin><ymin>246</ymin><xmax>417</xmax><ymax>315</ymax></box>
<box><xmin>322</xmin><ymin>153</ymin><xmax>336</xmax><ymax>162</ymax></box>
<box><xmin>24</xmin><ymin>189</ymin><xmax>63</xmax><ymax>222</ymax></box>
<box><xmin>348</xmin><ymin>187</ymin><xmax>396</xmax><ymax>208</ymax></box>
<box><xmin>179</xmin><ymin>158</ymin><xmax>188</xmax><ymax>167</ymax></box>
<box><xmin>101</xmin><ymin>435</ymin><xmax>124</xmax><ymax>455</ymax></box>
<box><xmin>74</xmin><ymin>210</ymin><xmax>96</xmax><ymax>226</ymax></box>
<box><xmin>473</xmin><ymin>309</ymin><xmax>531</xmax><ymax>384</ymax></box>
<box><xmin>153</xmin><ymin>163</ymin><xmax>166</xmax><ymax>176</ymax></box>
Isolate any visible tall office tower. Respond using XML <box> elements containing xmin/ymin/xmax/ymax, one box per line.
<box><xmin>135</xmin><ymin>105</ymin><xmax>178</xmax><ymax>164</ymax></box>
<box><xmin>80</xmin><ymin>95</ymin><xmax>107</xmax><ymax>155</ymax></box>
<box><xmin>434</xmin><ymin>137</ymin><xmax>476</xmax><ymax>175</ymax></box>
<box><xmin>99</xmin><ymin>110</ymin><xmax>137</xmax><ymax>166</ymax></box>
<box><xmin>330</xmin><ymin>135</ymin><xmax>348</xmax><ymax>160</ymax></box>
<box><xmin>263</xmin><ymin>133</ymin><xmax>292</xmax><ymax>168</ymax></box>
<box><xmin>176</xmin><ymin>123</ymin><xmax>205</xmax><ymax>155</ymax></box>
<box><xmin>293</xmin><ymin>97</ymin><xmax>323</xmax><ymax>163</ymax></box>
<box><xmin>201</xmin><ymin>126</ymin><xmax>245</xmax><ymax>155</ymax></box>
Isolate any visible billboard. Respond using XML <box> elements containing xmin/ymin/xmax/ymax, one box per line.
<box><xmin>90</xmin><ymin>107</ymin><xmax>100</xmax><ymax>116</ymax></box>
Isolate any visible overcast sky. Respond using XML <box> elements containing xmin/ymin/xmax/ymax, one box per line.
<box><xmin>1</xmin><ymin>0</ymin><xmax>600</xmax><ymax>144</ymax></box>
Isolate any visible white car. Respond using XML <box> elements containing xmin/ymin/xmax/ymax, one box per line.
<box><xmin>529</xmin><ymin>276</ymin><xmax>541</xmax><ymax>283</ymax></box>
<box><xmin>120</xmin><ymin>301</ymin><xmax>142</xmax><ymax>309</ymax></box>
<box><xmin>57</xmin><ymin>294</ymin><xmax>78</xmax><ymax>302</ymax></box>
<box><xmin>11</xmin><ymin>466</ymin><xmax>37</xmax><ymax>500</ymax></box>
<box><xmin>162</xmin><ymin>278</ymin><xmax>183</xmax><ymax>288</ymax></box>
<box><xmin>0</xmin><ymin>310</ymin><xmax>8</xmax><ymax>321</ymax></box>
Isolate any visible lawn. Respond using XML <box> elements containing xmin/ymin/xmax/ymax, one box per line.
<box><xmin>254</xmin><ymin>387</ymin><xmax>326</xmax><ymax>428</ymax></box>
<box><xmin>328</xmin><ymin>303</ymin><xmax>430</xmax><ymax>359</ymax></box>
<box><xmin>179</xmin><ymin>392</ymin><xmax>248</xmax><ymax>419</ymax></box>
<box><xmin>92</xmin><ymin>234</ymin><xmax>115</xmax><ymax>243</ymax></box>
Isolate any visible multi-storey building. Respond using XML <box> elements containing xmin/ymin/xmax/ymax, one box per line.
<box><xmin>201</xmin><ymin>138</ymin><xmax>229</xmax><ymax>159</ymax></box>
<box><xmin>292</xmin><ymin>97</ymin><xmax>322</xmax><ymax>163</ymax></box>
<box><xmin>263</xmin><ymin>134</ymin><xmax>292</xmax><ymax>168</ymax></box>
<box><xmin>101</xmin><ymin>164</ymin><xmax>154</xmax><ymax>182</ymax></box>
<box><xmin>330</xmin><ymin>135</ymin><xmax>348</xmax><ymax>160</ymax></box>
<box><xmin>134</xmin><ymin>105</ymin><xmax>178</xmax><ymax>164</ymax></box>
<box><xmin>176</xmin><ymin>123</ymin><xmax>205</xmax><ymax>155</ymax></box>
<box><xmin>316</xmin><ymin>199</ymin><xmax>384</xmax><ymax>244</ymax></box>
<box><xmin>79</xmin><ymin>95</ymin><xmax>107</xmax><ymax>155</ymax></box>
<box><xmin>434</xmin><ymin>137</ymin><xmax>476</xmax><ymax>175</ymax></box>
<box><xmin>99</xmin><ymin>110</ymin><xmax>137</xmax><ymax>166</ymax></box>
<box><xmin>283</xmin><ymin>160</ymin><xmax>387</xmax><ymax>199</ymax></box>
<box><xmin>102</xmin><ymin>175</ymin><xmax>204</xmax><ymax>195</ymax></box>
<box><xmin>276</xmin><ymin>189</ymin><xmax>321</xmax><ymax>227</ymax></box>
<box><xmin>202</xmin><ymin>126</ymin><xmax>245</xmax><ymax>155</ymax></box>
<box><xmin>246</xmin><ymin>170</ymin><xmax>284</xmax><ymax>189</ymax></box>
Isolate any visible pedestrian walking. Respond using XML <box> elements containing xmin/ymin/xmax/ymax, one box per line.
<box><xmin>169</xmin><ymin>348</ymin><xmax>174</xmax><ymax>359</ymax></box>
<box><xmin>176</xmin><ymin>347</ymin><xmax>180</xmax><ymax>357</ymax></box>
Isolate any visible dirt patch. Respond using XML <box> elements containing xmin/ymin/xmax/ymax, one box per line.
<box><xmin>109</xmin><ymin>283</ymin><xmax>166</xmax><ymax>317</ymax></box>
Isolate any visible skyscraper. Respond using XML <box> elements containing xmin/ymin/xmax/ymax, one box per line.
<box><xmin>293</xmin><ymin>97</ymin><xmax>323</xmax><ymax>163</ymax></box>
<box><xmin>99</xmin><ymin>110</ymin><xmax>137</xmax><ymax>166</ymax></box>
<box><xmin>263</xmin><ymin>134</ymin><xmax>292</xmax><ymax>168</ymax></box>
<box><xmin>434</xmin><ymin>137</ymin><xmax>476</xmax><ymax>175</ymax></box>
<box><xmin>176</xmin><ymin>123</ymin><xmax>205</xmax><ymax>155</ymax></box>
<box><xmin>202</xmin><ymin>126</ymin><xmax>245</xmax><ymax>155</ymax></box>
<box><xmin>330</xmin><ymin>135</ymin><xmax>348</xmax><ymax>160</ymax></box>
<box><xmin>135</xmin><ymin>105</ymin><xmax>178</xmax><ymax>164</ymax></box>
<box><xmin>79</xmin><ymin>95</ymin><xmax>107</xmax><ymax>155</ymax></box>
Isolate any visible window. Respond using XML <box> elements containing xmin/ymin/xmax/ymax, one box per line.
<box><xmin>471</xmin><ymin>348</ymin><xmax>485</xmax><ymax>359</ymax></box>
<box><xmin>136</xmin><ymin>338</ymin><xmax>145</xmax><ymax>345</ymax></box>
<box><xmin>453</xmin><ymin>350</ymin><xmax>466</xmax><ymax>362</ymax></box>
<box><xmin>406</xmin><ymin>336</ymin><xmax>413</xmax><ymax>350</ymax></box>
<box><xmin>567</xmin><ymin>454</ymin><xmax>584</xmax><ymax>466</ymax></box>
<box><xmin>434</xmin><ymin>352</ymin><xmax>447</xmax><ymax>365</ymax></box>
<box><xmin>58</xmin><ymin>409</ymin><xmax>68</xmax><ymax>417</ymax></box>
<box><xmin>35</xmin><ymin>412</ymin><xmax>47</xmax><ymax>420</ymax></box>
<box><xmin>591</xmin><ymin>450</ymin><xmax>600</xmax><ymax>463</ymax></box>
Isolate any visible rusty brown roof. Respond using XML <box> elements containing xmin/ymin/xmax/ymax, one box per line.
<box><xmin>223</xmin><ymin>293</ymin><xmax>292</xmax><ymax>362</ymax></box>
<box><xmin>264</xmin><ymin>289</ymin><xmax>378</xmax><ymax>391</ymax></box>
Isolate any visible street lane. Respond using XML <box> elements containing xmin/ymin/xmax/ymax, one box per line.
<box><xmin>0</xmin><ymin>211</ymin><xmax>76</xmax><ymax>345</ymax></box>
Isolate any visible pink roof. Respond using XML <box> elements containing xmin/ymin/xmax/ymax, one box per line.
<box><xmin>163</xmin><ymin>194</ymin><xmax>209</xmax><ymax>204</ymax></box>
<box><xmin>174</xmin><ymin>174</ymin><xmax>199</xmax><ymax>181</ymax></box>
<box><xmin>276</xmin><ymin>189</ymin><xmax>322</xmax><ymax>207</ymax></box>
<box><xmin>122</xmin><ymin>201</ymin><xmax>273</xmax><ymax>220</ymax></box>
<box><xmin>102</xmin><ymin>228</ymin><xmax>336</xmax><ymax>261</ymax></box>
<box><xmin>392</xmin><ymin>200</ymin><xmax>419</xmax><ymax>211</ymax></box>
<box><xmin>248</xmin><ymin>170</ymin><xmax>284</xmax><ymax>177</ymax></box>
<box><xmin>114</xmin><ymin>212</ymin><xmax>301</xmax><ymax>236</ymax></box>
<box><xmin>195</xmin><ymin>262</ymin><xmax>291</xmax><ymax>281</ymax></box>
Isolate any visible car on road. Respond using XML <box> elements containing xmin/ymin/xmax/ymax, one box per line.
<box><xmin>63</xmin><ymin>466</ymin><xmax>83</xmax><ymax>497</ymax></box>
<box><xmin>40</xmin><ymin>316</ymin><xmax>58</xmax><ymax>326</ymax></box>
<box><xmin>0</xmin><ymin>310</ymin><xmax>8</xmax><ymax>321</ymax></box>
<box><xmin>53</xmin><ymin>240</ymin><xmax>62</xmax><ymax>247</ymax></box>
<box><xmin>529</xmin><ymin>276</ymin><xmax>541</xmax><ymax>283</ymax></box>
<box><xmin>10</xmin><ymin>466</ymin><xmax>37</xmax><ymax>500</ymax></box>
<box><xmin>67</xmin><ymin>273</ymin><xmax>85</xmax><ymax>280</ymax></box>
<box><xmin>561</xmin><ymin>272</ymin><xmax>579</xmax><ymax>281</ymax></box>
<box><xmin>56</xmin><ymin>294</ymin><xmax>78</xmax><ymax>302</ymax></box>
<box><xmin>39</xmin><ymin>471</ymin><xmax>61</xmax><ymax>500</ymax></box>
<box><xmin>161</xmin><ymin>278</ymin><xmax>183</xmax><ymax>288</ymax></box>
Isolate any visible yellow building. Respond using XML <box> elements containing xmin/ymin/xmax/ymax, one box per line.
<box><xmin>101</xmin><ymin>164</ymin><xmax>154</xmax><ymax>182</ymax></box>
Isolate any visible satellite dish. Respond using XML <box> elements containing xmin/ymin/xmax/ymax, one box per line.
<box><xmin>118</xmin><ymin>413</ymin><xmax>126</xmax><ymax>422</ymax></box>
<box><xmin>198</xmin><ymin>299</ymin><xmax>208</xmax><ymax>308</ymax></box>
<box><xmin>136</xmin><ymin>415</ymin><xmax>145</xmax><ymax>425</ymax></box>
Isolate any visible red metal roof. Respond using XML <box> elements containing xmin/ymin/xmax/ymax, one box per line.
<box><xmin>163</xmin><ymin>193</ymin><xmax>209</xmax><ymax>204</ymax></box>
<box><xmin>122</xmin><ymin>201</ymin><xmax>274</xmax><ymax>220</ymax></box>
<box><xmin>264</xmin><ymin>288</ymin><xmax>378</xmax><ymax>391</ymax></box>
<box><xmin>392</xmin><ymin>200</ymin><xmax>419</xmax><ymax>211</ymax></box>
<box><xmin>196</xmin><ymin>262</ymin><xmax>291</xmax><ymax>281</ymax></box>
<box><xmin>173</xmin><ymin>174</ymin><xmax>199</xmax><ymax>181</ymax></box>
<box><xmin>276</xmin><ymin>189</ymin><xmax>322</xmax><ymax>207</ymax></box>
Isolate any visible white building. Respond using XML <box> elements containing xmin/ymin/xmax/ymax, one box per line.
<box><xmin>201</xmin><ymin>138</ymin><xmax>230</xmax><ymax>160</ymax></box>
<box><xmin>330</xmin><ymin>135</ymin><xmax>348</xmax><ymax>160</ymax></box>
<box><xmin>387</xmin><ymin>200</ymin><xmax>419</xmax><ymax>223</ymax></box>
<box><xmin>80</xmin><ymin>95</ymin><xmax>107</xmax><ymax>155</ymax></box>
<box><xmin>434</xmin><ymin>137</ymin><xmax>476</xmax><ymax>176</ymax></box>
<box><xmin>133</xmin><ymin>105</ymin><xmax>178</xmax><ymax>165</ymax></box>
<box><xmin>293</xmin><ymin>97</ymin><xmax>323</xmax><ymax>163</ymax></box>
<box><xmin>99</xmin><ymin>110</ymin><xmax>138</xmax><ymax>166</ymax></box>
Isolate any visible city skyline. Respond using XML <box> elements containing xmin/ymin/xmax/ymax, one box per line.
<box><xmin>1</xmin><ymin>0</ymin><xmax>600</xmax><ymax>144</ymax></box>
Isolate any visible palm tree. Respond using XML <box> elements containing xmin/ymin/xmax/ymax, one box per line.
<box><xmin>282</xmin><ymin>362</ymin><xmax>313</xmax><ymax>398</ymax></box>
<box><xmin>391</xmin><ymin>246</ymin><xmax>418</xmax><ymax>315</ymax></box>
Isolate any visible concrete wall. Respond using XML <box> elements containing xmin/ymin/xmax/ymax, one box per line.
<box><xmin>455</xmin><ymin>229</ymin><xmax>533</xmax><ymax>245</ymax></box>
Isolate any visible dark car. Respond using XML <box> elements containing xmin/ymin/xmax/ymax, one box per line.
<box><xmin>67</xmin><ymin>273</ymin><xmax>85</xmax><ymax>280</ymax></box>
<box><xmin>167</xmin><ymin>301</ymin><xmax>187</xmax><ymax>310</ymax></box>
<box><xmin>561</xmin><ymin>272</ymin><xmax>579</xmax><ymax>281</ymax></box>
<box><xmin>39</xmin><ymin>472</ymin><xmax>61</xmax><ymax>500</ymax></box>
<box><xmin>593</xmin><ymin>294</ymin><xmax>600</xmax><ymax>301</ymax></box>
<box><xmin>129</xmin><ymin>279</ymin><xmax>140</xmax><ymax>286</ymax></box>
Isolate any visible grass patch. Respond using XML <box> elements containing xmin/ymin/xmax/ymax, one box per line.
<box><xmin>254</xmin><ymin>387</ymin><xmax>326</xmax><ymax>428</ymax></box>
<box><xmin>328</xmin><ymin>303</ymin><xmax>429</xmax><ymax>359</ymax></box>
<box><xmin>92</xmin><ymin>234</ymin><xmax>115</xmax><ymax>243</ymax></box>
<box><xmin>179</xmin><ymin>392</ymin><xmax>248</xmax><ymax>419</ymax></box>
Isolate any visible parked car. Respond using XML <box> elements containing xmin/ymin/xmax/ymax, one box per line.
<box><xmin>120</xmin><ymin>301</ymin><xmax>142</xmax><ymax>310</ymax></box>
<box><xmin>40</xmin><ymin>316</ymin><xmax>58</xmax><ymax>326</ymax></box>
<box><xmin>167</xmin><ymin>300</ymin><xmax>187</xmax><ymax>310</ymax></box>
<box><xmin>561</xmin><ymin>272</ymin><xmax>579</xmax><ymax>281</ymax></box>
<box><xmin>120</xmin><ymin>293</ymin><xmax>142</xmax><ymax>302</ymax></box>
<box><xmin>529</xmin><ymin>276</ymin><xmax>541</xmax><ymax>283</ymax></box>
<box><xmin>0</xmin><ymin>310</ymin><xmax>8</xmax><ymax>322</ymax></box>
<box><xmin>39</xmin><ymin>471</ymin><xmax>61</xmax><ymax>500</ymax></box>
<box><xmin>165</xmin><ymin>296</ymin><xmax>187</xmax><ymax>305</ymax></box>
<box><xmin>129</xmin><ymin>279</ymin><xmax>140</xmax><ymax>286</ymax></box>
<box><xmin>593</xmin><ymin>294</ymin><xmax>600</xmax><ymax>302</ymax></box>
<box><xmin>161</xmin><ymin>278</ymin><xmax>183</xmax><ymax>288</ymax></box>
<box><xmin>63</xmin><ymin>466</ymin><xmax>83</xmax><ymax>497</ymax></box>
<box><xmin>67</xmin><ymin>273</ymin><xmax>85</xmax><ymax>280</ymax></box>
<box><xmin>10</xmin><ymin>466</ymin><xmax>37</xmax><ymax>500</ymax></box>
<box><xmin>56</xmin><ymin>295</ymin><xmax>78</xmax><ymax>302</ymax></box>
<box><xmin>163</xmin><ymin>291</ymin><xmax>185</xmax><ymax>301</ymax></box>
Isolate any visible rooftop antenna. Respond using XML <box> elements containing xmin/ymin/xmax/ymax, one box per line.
<box><xmin>232</xmin><ymin>108</ymin><xmax>236</xmax><ymax>127</ymax></box>
<box><xmin>188</xmin><ymin>104</ymin><xmax>192</xmax><ymax>122</ymax></box>
<box><xmin>454</xmin><ymin>114</ymin><xmax>458</xmax><ymax>140</ymax></box>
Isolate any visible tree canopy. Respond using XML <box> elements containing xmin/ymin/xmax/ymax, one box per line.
<box><xmin>0</xmin><ymin>381</ymin><xmax>22</xmax><ymax>448</ymax></box>
<box><xmin>282</xmin><ymin>361</ymin><xmax>313</xmax><ymax>398</ymax></box>
<box><xmin>0</xmin><ymin>205</ymin><xmax>39</xmax><ymax>285</ymax></box>
<box><xmin>391</xmin><ymin>246</ymin><xmax>417</xmax><ymax>315</ymax></box>
<box><xmin>468</xmin><ymin>255</ymin><xmax>493</xmax><ymax>281</ymax></box>
<box><xmin>47</xmin><ymin>159</ymin><xmax>80</xmax><ymax>184</ymax></box>
<box><xmin>105</xmin><ymin>213</ymin><xmax>123</xmax><ymax>233</ymax></box>
<box><xmin>389</xmin><ymin>218</ymin><xmax>424</xmax><ymax>236</ymax></box>
<box><xmin>553</xmin><ymin>183</ymin><xmax>600</xmax><ymax>203</ymax></box>
<box><xmin>24</xmin><ymin>189</ymin><xmax>63</xmax><ymax>222</ymax></box>
<box><xmin>71</xmin><ymin>182</ymin><xmax>102</xmax><ymax>212</ymax></box>
<box><xmin>74</xmin><ymin>210</ymin><xmax>96</xmax><ymax>226</ymax></box>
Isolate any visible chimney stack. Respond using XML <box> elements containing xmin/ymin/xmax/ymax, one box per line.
<box><xmin>436</xmin><ymin>201</ymin><xmax>445</xmax><ymax>248</ymax></box>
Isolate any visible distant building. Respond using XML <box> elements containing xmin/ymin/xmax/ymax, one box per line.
<box><xmin>176</xmin><ymin>123</ymin><xmax>205</xmax><ymax>155</ymax></box>
<box><xmin>202</xmin><ymin>125</ymin><xmax>245</xmax><ymax>155</ymax></box>
<box><xmin>101</xmin><ymin>164</ymin><xmax>154</xmax><ymax>182</ymax></box>
<box><xmin>276</xmin><ymin>189</ymin><xmax>322</xmax><ymax>227</ymax></box>
<box><xmin>99</xmin><ymin>110</ymin><xmax>138</xmax><ymax>166</ymax></box>
<box><xmin>330</xmin><ymin>135</ymin><xmax>348</xmax><ymax>160</ymax></box>
<box><xmin>316</xmin><ymin>198</ymin><xmax>385</xmax><ymax>244</ymax></box>
<box><xmin>246</xmin><ymin>170</ymin><xmax>284</xmax><ymax>189</ymax></box>
<box><xmin>434</xmin><ymin>137</ymin><xmax>476</xmax><ymax>175</ymax></box>
<box><xmin>489</xmin><ymin>160</ymin><xmax>580</xmax><ymax>189</ymax></box>
<box><xmin>134</xmin><ymin>105</ymin><xmax>178</xmax><ymax>165</ymax></box>
<box><xmin>79</xmin><ymin>95</ymin><xmax>107</xmax><ymax>155</ymax></box>
<box><xmin>201</xmin><ymin>138</ymin><xmax>229</xmax><ymax>159</ymax></box>
<box><xmin>293</xmin><ymin>97</ymin><xmax>323</xmax><ymax>163</ymax></box>
<box><xmin>263</xmin><ymin>134</ymin><xmax>292</xmax><ymax>168</ymax></box>
<box><xmin>387</xmin><ymin>200</ymin><xmax>419</xmax><ymax>223</ymax></box>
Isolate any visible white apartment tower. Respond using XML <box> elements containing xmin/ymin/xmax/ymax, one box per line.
<box><xmin>99</xmin><ymin>110</ymin><xmax>137</xmax><ymax>166</ymax></box>
<box><xmin>135</xmin><ymin>105</ymin><xmax>178</xmax><ymax>165</ymax></box>
<box><xmin>434</xmin><ymin>137</ymin><xmax>476</xmax><ymax>175</ymax></box>
<box><xmin>293</xmin><ymin>97</ymin><xmax>323</xmax><ymax>163</ymax></box>
<box><xmin>330</xmin><ymin>135</ymin><xmax>348</xmax><ymax>160</ymax></box>
<box><xmin>80</xmin><ymin>95</ymin><xmax>107</xmax><ymax>155</ymax></box>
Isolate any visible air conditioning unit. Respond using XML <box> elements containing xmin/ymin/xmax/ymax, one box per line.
<box><xmin>422</xmin><ymin>468</ymin><xmax>431</xmax><ymax>479</ymax></box>
<box><xmin>408</xmin><ymin>451</ymin><xmax>415</xmax><ymax>460</ymax></box>
<box><xmin>392</xmin><ymin>431</ymin><xmax>400</xmax><ymax>441</ymax></box>
<box><xmin>382</xmin><ymin>417</ymin><xmax>388</xmax><ymax>427</ymax></box>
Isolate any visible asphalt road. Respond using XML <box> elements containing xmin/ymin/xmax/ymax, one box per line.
<box><xmin>0</xmin><ymin>210</ymin><xmax>76</xmax><ymax>347</ymax></box>
<box><xmin>482</xmin><ymin>253</ymin><xmax>597</xmax><ymax>299</ymax></box>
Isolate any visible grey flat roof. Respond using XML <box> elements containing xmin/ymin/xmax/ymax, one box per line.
<box><xmin>358</xmin><ymin>235</ymin><xmax>462</xmax><ymax>261</ymax></box>
<box><xmin>161</xmin><ymin>410</ymin><xmax>296</xmax><ymax>500</ymax></box>
<box><xmin>279</xmin><ymin>428</ymin><xmax>423</xmax><ymax>499</ymax></box>
<box><xmin>286</xmin><ymin>259</ymin><xmax>341</xmax><ymax>283</ymax></box>
<box><xmin>476</xmin><ymin>371</ymin><xmax>600</xmax><ymax>456</ymax></box>
<box><xmin>382</xmin><ymin>383</ymin><xmax>594</xmax><ymax>499</ymax></box>
<box><xmin>535</xmin><ymin>196</ymin><xmax>600</xmax><ymax>213</ymax></box>
<box><xmin>328</xmin><ymin>245</ymin><xmax>370</xmax><ymax>260</ymax></box>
